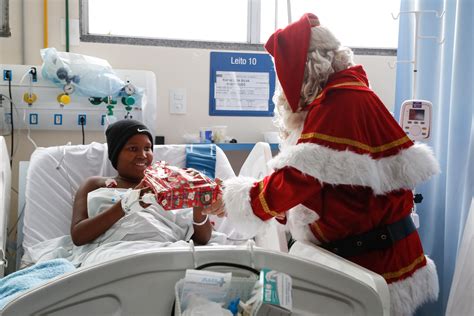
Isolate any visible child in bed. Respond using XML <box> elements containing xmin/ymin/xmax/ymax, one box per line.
<box><xmin>71</xmin><ymin>119</ymin><xmax>224</xmax><ymax>247</ymax></box>
<box><xmin>1</xmin><ymin>121</ymin><xmax>226</xmax><ymax>308</ymax></box>
<box><xmin>24</xmin><ymin>120</ymin><xmax>225</xmax><ymax>268</ymax></box>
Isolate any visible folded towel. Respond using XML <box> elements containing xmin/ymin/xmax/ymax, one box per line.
<box><xmin>186</xmin><ymin>144</ymin><xmax>217</xmax><ymax>179</ymax></box>
<box><xmin>0</xmin><ymin>258</ymin><xmax>75</xmax><ymax>309</ymax></box>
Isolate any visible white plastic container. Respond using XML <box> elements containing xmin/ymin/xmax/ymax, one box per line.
<box><xmin>199</xmin><ymin>127</ymin><xmax>213</xmax><ymax>143</ymax></box>
<box><xmin>182</xmin><ymin>133</ymin><xmax>200</xmax><ymax>144</ymax></box>
<box><xmin>212</xmin><ymin>126</ymin><xmax>228</xmax><ymax>143</ymax></box>
<box><xmin>174</xmin><ymin>276</ymin><xmax>256</xmax><ymax>315</ymax></box>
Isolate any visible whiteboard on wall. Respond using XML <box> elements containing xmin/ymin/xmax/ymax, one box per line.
<box><xmin>209</xmin><ymin>52</ymin><xmax>276</xmax><ymax>117</ymax></box>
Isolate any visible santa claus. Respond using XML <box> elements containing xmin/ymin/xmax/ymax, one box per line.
<box><xmin>220</xmin><ymin>13</ymin><xmax>440</xmax><ymax>316</ymax></box>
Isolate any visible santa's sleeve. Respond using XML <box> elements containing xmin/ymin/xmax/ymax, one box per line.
<box><xmin>222</xmin><ymin>166</ymin><xmax>322</xmax><ymax>237</ymax></box>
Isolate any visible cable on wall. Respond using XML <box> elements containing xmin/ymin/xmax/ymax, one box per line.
<box><xmin>7</xmin><ymin>72</ymin><xmax>13</xmax><ymax>166</ymax></box>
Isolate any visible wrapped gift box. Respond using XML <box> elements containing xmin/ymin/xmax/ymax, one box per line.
<box><xmin>143</xmin><ymin>161</ymin><xmax>221</xmax><ymax>210</ymax></box>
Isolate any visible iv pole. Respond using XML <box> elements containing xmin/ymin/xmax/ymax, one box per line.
<box><xmin>389</xmin><ymin>10</ymin><xmax>445</xmax><ymax>99</ymax></box>
<box><xmin>390</xmin><ymin>10</ymin><xmax>445</xmax><ymax>228</ymax></box>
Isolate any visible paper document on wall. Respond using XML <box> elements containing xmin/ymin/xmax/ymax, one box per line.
<box><xmin>214</xmin><ymin>71</ymin><xmax>269</xmax><ymax>111</ymax></box>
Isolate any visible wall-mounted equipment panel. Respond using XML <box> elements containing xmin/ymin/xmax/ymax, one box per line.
<box><xmin>0</xmin><ymin>64</ymin><xmax>157</xmax><ymax>134</ymax></box>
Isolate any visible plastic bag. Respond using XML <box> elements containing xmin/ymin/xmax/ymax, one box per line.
<box><xmin>182</xmin><ymin>295</ymin><xmax>232</xmax><ymax>316</ymax></box>
<box><xmin>40</xmin><ymin>47</ymin><xmax>143</xmax><ymax>102</ymax></box>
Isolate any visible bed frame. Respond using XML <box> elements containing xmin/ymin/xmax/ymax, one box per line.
<box><xmin>2</xmin><ymin>243</ymin><xmax>389</xmax><ymax>315</ymax></box>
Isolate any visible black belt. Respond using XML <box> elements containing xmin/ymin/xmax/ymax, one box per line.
<box><xmin>321</xmin><ymin>215</ymin><xmax>416</xmax><ymax>258</ymax></box>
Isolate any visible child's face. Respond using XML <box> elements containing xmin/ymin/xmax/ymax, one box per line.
<box><xmin>116</xmin><ymin>134</ymin><xmax>153</xmax><ymax>182</ymax></box>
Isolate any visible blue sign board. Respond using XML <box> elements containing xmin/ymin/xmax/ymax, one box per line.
<box><xmin>209</xmin><ymin>52</ymin><xmax>276</xmax><ymax>116</ymax></box>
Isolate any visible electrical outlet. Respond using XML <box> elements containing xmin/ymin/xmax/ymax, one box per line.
<box><xmin>30</xmin><ymin>67</ymin><xmax>38</xmax><ymax>82</ymax></box>
<box><xmin>54</xmin><ymin>114</ymin><xmax>63</xmax><ymax>125</ymax></box>
<box><xmin>3</xmin><ymin>70</ymin><xmax>12</xmax><ymax>81</ymax></box>
<box><xmin>29</xmin><ymin>113</ymin><xmax>38</xmax><ymax>125</ymax></box>
<box><xmin>78</xmin><ymin>114</ymin><xmax>87</xmax><ymax>125</ymax></box>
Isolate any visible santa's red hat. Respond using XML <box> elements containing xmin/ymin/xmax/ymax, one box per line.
<box><xmin>265</xmin><ymin>13</ymin><xmax>320</xmax><ymax>113</ymax></box>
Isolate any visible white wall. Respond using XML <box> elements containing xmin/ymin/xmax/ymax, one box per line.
<box><xmin>1</xmin><ymin>0</ymin><xmax>397</xmax><ymax>241</ymax></box>
<box><xmin>18</xmin><ymin>0</ymin><xmax>397</xmax><ymax>145</ymax></box>
<box><xmin>0</xmin><ymin>0</ymin><xmax>22</xmax><ymax>64</ymax></box>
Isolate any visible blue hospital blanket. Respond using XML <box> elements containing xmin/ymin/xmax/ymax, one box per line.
<box><xmin>185</xmin><ymin>144</ymin><xmax>217</xmax><ymax>178</ymax></box>
<box><xmin>0</xmin><ymin>258</ymin><xmax>75</xmax><ymax>309</ymax></box>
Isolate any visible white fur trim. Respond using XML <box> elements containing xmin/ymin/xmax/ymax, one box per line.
<box><xmin>269</xmin><ymin>142</ymin><xmax>440</xmax><ymax>194</ymax></box>
<box><xmin>287</xmin><ymin>204</ymin><xmax>320</xmax><ymax>244</ymax></box>
<box><xmin>388</xmin><ymin>256</ymin><xmax>439</xmax><ymax>316</ymax></box>
<box><xmin>222</xmin><ymin>177</ymin><xmax>268</xmax><ymax>238</ymax></box>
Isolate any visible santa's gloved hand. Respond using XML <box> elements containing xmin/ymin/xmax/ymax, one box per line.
<box><xmin>201</xmin><ymin>179</ymin><xmax>226</xmax><ymax>217</ymax></box>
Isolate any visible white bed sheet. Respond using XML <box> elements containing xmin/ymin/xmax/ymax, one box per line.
<box><xmin>25</xmin><ymin>186</ymin><xmax>231</xmax><ymax>267</ymax></box>
<box><xmin>20</xmin><ymin>143</ymin><xmax>236</xmax><ymax>266</ymax></box>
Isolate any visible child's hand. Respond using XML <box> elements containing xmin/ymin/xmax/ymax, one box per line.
<box><xmin>104</xmin><ymin>178</ymin><xmax>118</xmax><ymax>188</ymax></box>
<box><xmin>134</xmin><ymin>181</ymin><xmax>153</xmax><ymax>208</ymax></box>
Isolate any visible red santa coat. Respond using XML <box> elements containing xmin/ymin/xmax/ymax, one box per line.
<box><xmin>223</xmin><ymin>66</ymin><xmax>440</xmax><ymax>315</ymax></box>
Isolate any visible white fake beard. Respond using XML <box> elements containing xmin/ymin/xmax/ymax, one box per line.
<box><xmin>281</xmin><ymin>124</ymin><xmax>304</xmax><ymax>149</ymax></box>
<box><xmin>273</xmin><ymin>92</ymin><xmax>307</xmax><ymax>149</ymax></box>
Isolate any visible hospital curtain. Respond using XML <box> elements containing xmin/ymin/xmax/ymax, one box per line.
<box><xmin>394</xmin><ymin>0</ymin><xmax>474</xmax><ymax>315</ymax></box>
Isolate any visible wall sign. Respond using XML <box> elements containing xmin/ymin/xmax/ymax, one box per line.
<box><xmin>209</xmin><ymin>52</ymin><xmax>276</xmax><ymax>116</ymax></box>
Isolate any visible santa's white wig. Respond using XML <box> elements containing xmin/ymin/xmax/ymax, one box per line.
<box><xmin>273</xmin><ymin>26</ymin><xmax>355</xmax><ymax>142</ymax></box>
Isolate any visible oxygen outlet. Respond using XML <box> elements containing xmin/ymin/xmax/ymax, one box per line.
<box><xmin>57</xmin><ymin>93</ymin><xmax>71</xmax><ymax>105</ymax></box>
<box><xmin>122</xmin><ymin>96</ymin><xmax>135</xmax><ymax>106</ymax></box>
<box><xmin>23</xmin><ymin>92</ymin><xmax>38</xmax><ymax>105</ymax></box>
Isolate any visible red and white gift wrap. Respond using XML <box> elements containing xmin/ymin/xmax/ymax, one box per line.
<box><xmin>143</xmin><ymin>161</ymin><xmax>220</xmax><ymax>210</ymax></box>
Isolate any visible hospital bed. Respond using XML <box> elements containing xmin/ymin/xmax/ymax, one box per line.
<box><xmin>2</xmin><ymin>142</ymin><xmax>390</xmax><ymax>315</ymax></box>
<box><xmin>0</xmin><ymin>137</ymin><xmax>11</xmax><ymax>277</ymax></box>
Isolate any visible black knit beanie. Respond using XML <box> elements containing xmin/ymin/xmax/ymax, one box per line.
<box><xmin>105</xmin><ymin>119</ymin><xmax>154</xmax><ymax>169</ymax></box>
